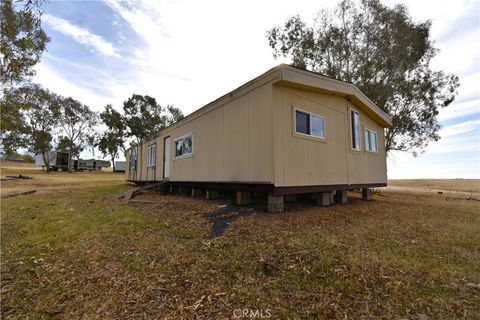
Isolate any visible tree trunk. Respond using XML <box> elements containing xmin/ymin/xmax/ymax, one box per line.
<box><xmin>68</xmin><ymin>143</ymin><xmax>73</xmax><ymax>172</ymax></box>
<box><xmin>111</xmin><ymin>156</ymin><xmax>115</xmax><ymax>172</ymax></box>
<box><xmin>42</xmin><ymin>151</ymin><xmax>50</xmax><ymax>173</ymax></box>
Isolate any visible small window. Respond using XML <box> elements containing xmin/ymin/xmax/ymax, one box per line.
<box><xmin>311</xmin><ymin>114</ymin><xmax>325</xmax><ymax>138</ymax></box>
<box><xmin>295</xmin><ymin>109</ymin><xmax>326</xmax><ymax>139</ymax></box>
<box><xmin>364</xmin><ymin>130</ymin><xmax>370</xmax><ymax>151</ymax></box>
<box><xmin>365</xmin><ymin>129</ymin><xmax>378</xmax><ymax>152</ymax></box>
<box><xmin>147</xmin><ymin>144</ymin><xmax>156</xmax><ymax>166</ymax></box>
<box><xmin>130</xmin><ymin>148</ymin><xmax>137</xmax><ymax>170</ymax></box>
<box><xmin>174</xmin><ymin>133</ymin><xmax>193</xmax><ymax>159</ymax></box>
<box><xmin>295</xmin><ymin>110</ymin><xmax>310</xmax><ymax>135</ymax></box>
<box><xmin>350</xmin><ymin>109</ymin><xmax>360</xmax><ymax>150</ymax></box>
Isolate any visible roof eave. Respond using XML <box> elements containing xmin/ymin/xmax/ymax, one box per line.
<box><xmin>278</xmin><ymin>65</ymin><xmax>392</xmax><ymax>128</ymax></box>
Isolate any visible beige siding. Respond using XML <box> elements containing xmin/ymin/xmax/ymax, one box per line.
<box><xmin>155</xmin><ymin>137</ymin><xmax>164</xmax><ymax>181</ymax></box>
<box><xmin>139</xmin><ymin>143</ymin><xmax>146</xmax><ymax>181</ymax></box>
<box><xmin>127</xmin><ymin>81</ymin><xmax>275</xmax><ymax>183</ymax></box>
<box><xmin>125</xmin><ymin>65</ymin><xmax>388</xmax><ymax>187</ymax></box>
<box><xmin>272</xmin><ymin>85</ymin><xmax>387</xmax><ymax>187</ymax></box>
<box><xmin>346</xmin><ymin>110</ymin><xmax>387</xmax><ymax>184</ymax></box>
<box><xmin>125</xmin><ymin>149</ymin><xmax>130</xmax><ymax>180</ymax></box>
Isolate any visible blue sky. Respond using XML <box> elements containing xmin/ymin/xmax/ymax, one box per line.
<box><xmin>34</xmin><ymin>0</ymin><xmax>479</xmax><ymax>179</ymax></box>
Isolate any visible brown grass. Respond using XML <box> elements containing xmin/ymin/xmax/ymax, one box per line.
<box><xmin>0</xmin><ymin>164</ymin><xmax>123</xmax><ymax>197</ymax></box>
<box><xmin>1</xmin><ymin>168</ymin><xmax>479</xmax><ymax>319</ymax></box>
<box><xmin>388</xmin><ymin>179</ymin><xmax>480</xmax><ymax>194</ymax></box>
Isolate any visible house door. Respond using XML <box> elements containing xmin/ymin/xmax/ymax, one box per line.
<box><xmin>163</xmin><ymin>136</ymin><xmax>171</xmax><ymax>179</ymax></box>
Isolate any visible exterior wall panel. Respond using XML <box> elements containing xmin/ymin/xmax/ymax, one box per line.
<box><xmin>126</xmin><ymin>81</ymin><xmax>275</xmax><ymax>183</ymax></box>
<box><xmin>223</xmin><ymin>98</ymin><xmax>249</xmax><ymax>181</ymax></box>
<box><xmin>272</xmin><ymin>85</ymin><xmax>387</xmax><ymax>187</ymax></box>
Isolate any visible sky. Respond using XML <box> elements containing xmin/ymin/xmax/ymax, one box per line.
<box><xmin>33</xmin><ymin>0</ymin><xmax>479</xmax><ymax>179</ymax></box>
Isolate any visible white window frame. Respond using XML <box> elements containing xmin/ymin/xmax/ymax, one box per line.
<box><xmin>147</xmin><ymin>143</ymin><xmax>156</xmax><ymax>167</ymax></box>
<box><xmin>173</xmin><ymin>132</ymin><xmax>194</xmax><ymax>160</ymax></box>
<box><xmin>364</xmin><ymin>128</ymin><xmax>378</xmax><ymax>153</ymax></box>
<box><xmin>294</xmin><ymin>107</ymin><xmax>326</xmax><ymax>140</ymax></box>
<box><xmin>350</xmin><ymin>108</ymin><xmax>361</xmax><ymax>151</ymax></box>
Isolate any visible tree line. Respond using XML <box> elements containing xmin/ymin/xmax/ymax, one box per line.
<box><xmin>1</xmin><ymin>85</ymin><xmax>183</xmax><ymax>172</ymax></box>
<box><xmin>1</xmin><ymin>0</ymin><xmax>460</xmax><ymax>172</ymax></box>
<box><xmin>0</xmin><ymin>0</ymin><xmax>183</xmax><ymax>172</ymax></box>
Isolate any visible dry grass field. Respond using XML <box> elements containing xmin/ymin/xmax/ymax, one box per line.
<box><xmin>1</xmin><ymin>164</ymin><xmax>479</xmax><ymax>319</ymax></box>
<box><xmin>0</xmin><ymin>162</ymin><xmax>122</xmax><ymax>197</ymax></box>
<box><xmin>388</xmin><ymin>179</ymin><xmax>480</xmax><ymax>195</ymax></box>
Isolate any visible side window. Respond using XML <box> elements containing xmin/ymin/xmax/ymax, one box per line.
<box><xmin>365</xmin><ymin>129</ymin><xmax>378</xmax><ymax>152</ymax></box>
<box><xmin>147</xmin><ymin>144</ymin><xmax>156</xmax><ymax>166</ymax></box>
<box><xmin>174</xmin><ymin>133</ymin><xmax>193</xmax><ymax>159</ymax></box>
<box><xmin>350</xmin><ymin>109</ymin><xmax>360</xmax><ymax>150</ymax></box>
<box><xmin>295</xmin><ymin>110</ymin><xmax>310</xmax><ymax>135</ymax></box>
<box><xmin>365</xmin><ymin>130</ymin><xmax>370</xmax><ymax>151</ymax></box>
<box><xmin>311</xmin><ymin>114</ymin><xmax>325</xmax><ymax>138</ymax></box>
<box><xmin>294</xmin><ymin>109</ymin><xmax>326</xmax><ymax>139</ymax></box>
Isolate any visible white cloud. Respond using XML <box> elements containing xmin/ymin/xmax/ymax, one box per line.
<box><xmin>387</xmin><ymin>118</ymin><xmax>480</xmax><ymax>178</ymax></box>
<box><xmin>133</xmin><ymin>49</ymin><xmax>147</xmax><ymax>60</ymax></box>
<box><xmin>440</xmin><ymin>119</ymin><xmax>480</xmax><ymax>138</ymax></box>
<box><xmin>434</xmin><ymin>70</ymin><xmax>480</xmax><ymax>128</ymax></box>
<box><xmin>43</xmin><ymin>13</ymin><xmax>121</xmax><ymax>58</ymax></box>
<box><xmin>101</xmin><ymin>0</ymin><xmax>327</xmax><ymax>114</ymax></box>
<box><xmin>388</xmin><ymin>151</ymin><xmax>480</xmax><ymax>179</ymax></box>
<box><xmin>36</xmin><ymin>0</ymin><xmax>480</xmax><ymax>176</ymax></box>
<box><xmin>439</xmin><ymin>99</ymin><xmax>480</xmax><ymax>121</ymax></box>
<box><xmin>34</xmin><ymin>63</ymin><xmax>113</xmax><ymax>109</ymax></box>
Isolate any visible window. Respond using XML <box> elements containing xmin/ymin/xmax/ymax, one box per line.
<box><xmin>295</xmin><ymin>110</ymin><xmax>310</xmax><ymax>135</ymax></box>
<box><xmin>174</xmin><ymin>133</ymin><xmax>193</xmax><ymax>159</ymax></box>
<box><xmin>130</xmin><ymin>148</ymin><xmax>137</xmax><ymax>170</ymax></box>
<box><xmin>147</xmin><ymin>144</ymin><xmax>156</xmax><ymax>166</ymax></box>
<box><xmin>350</xmin><ymin>109</ymin><xmax>360</xmax><ymax>150</ymax></box>
<box><xmin>294</xmin><ymin>109</ymin><xmax>326</xmax><ymax>139</ymax></box>
<box><xmin>365</xmin><ymin>129</ymin><xmax>378</xmax><ymax>152</ymax></box>
<box><xmin>311</xmin><ymin>114</ymin><xmax>325</xmax><ymax>138</ymax></box>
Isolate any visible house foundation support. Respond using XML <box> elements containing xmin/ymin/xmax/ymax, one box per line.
<box><xmin>335</xmin><ymin>190</ymin><xmax>348</xmax><ymax>204</ymax></box>
<box><xmin>315</xmin><ymin>191</ymin><xmax>334</xmax><ymax>206</ymax></box>
<box><xmin>236</xmin><ymin>191</ymin><xmax>251</xmax><ymax>205</ymax></box>
<box><xmin>268</xmin><ymin>195</ymin><xmax>284</xmax><ymax>213</ymax></box>
<box><xmin>206</xmin><ymin>190</ymin><xmax>219</xmax><ymax>200</ymax></box>
<box><xmin>191</xmin><ymin>188</ymin><xmax>203</xmax><ymax>197</ymax></box>
<box><xmin>362</xmin><ymin>188</ymin><xmax>373</xmax><ymax>201</ymax></box>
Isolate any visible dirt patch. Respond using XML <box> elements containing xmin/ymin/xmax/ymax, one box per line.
<box><xmin>203</xmin><ymin>205</ymin><xmax>256</xmax><ymax>238</ymax></box>
<box><xmin>131</xmin><ymin>191</ymin><xmax>267</xmax><ymax>238</ymax></box>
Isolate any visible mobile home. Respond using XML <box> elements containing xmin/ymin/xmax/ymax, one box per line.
<box><xmin>35</xmin><ymin>151</ymin><xmax>70</xmax><ymax>171</ymax></box>
<box><xmin>126</xmin><ymin>64</ymin><xmax>392</xmax><ymax>211</ymax></box>
<box><xmin>73</xmin><ymin>159</ymin><xmax>111</xmax><ymax>171</ymax></box>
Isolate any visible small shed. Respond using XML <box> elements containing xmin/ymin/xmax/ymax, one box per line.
<box><xmin>125</xmin><ymin>64</ymin><xmax>392</xmax><ymax>211</ymax></box>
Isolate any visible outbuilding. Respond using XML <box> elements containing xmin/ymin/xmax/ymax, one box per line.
<box><xmin>125</xmin><ymin>64</ymin><xmax>392</xmax><ymax>211</ymax></box>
